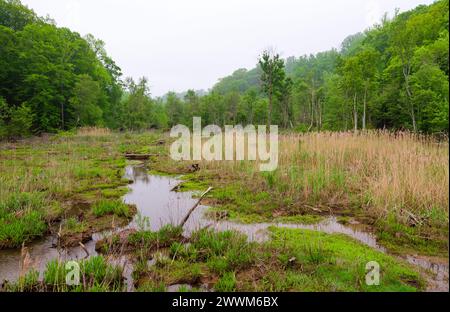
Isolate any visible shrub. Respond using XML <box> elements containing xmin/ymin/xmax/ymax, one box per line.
<box><xmin>8</xmin><ymin>103</ymin><xmax>34</xmax><ymax>137</ymax></box>
<box><xmin>0</xmin><ymin>97</ymin><xmax>7</xmax><ymax>139</ymax></box>
<box><xmin>0</xmin><ymin>100</ymin><xmax>34</xmax><ymax>139</ymax></box>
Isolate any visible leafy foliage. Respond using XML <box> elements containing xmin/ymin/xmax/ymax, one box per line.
<box><xmin>0</xmin><ymin>0</ymin><xmax>448</xmax><ymax>136</ymax></box>
<box><xmin>0</xmin><ymin>0</ymin><xmax>173</xmax><ymax>138</ymax></box>
<box><xmin>164</xmin><ymin>0</ymin><xmax>447</xmax><ymax>134</ymax></box>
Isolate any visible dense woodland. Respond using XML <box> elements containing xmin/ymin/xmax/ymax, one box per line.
<box><xmin>0</xmin><ymin>0</ymin><xmax>448</xmax><ymax>139</ymax></box>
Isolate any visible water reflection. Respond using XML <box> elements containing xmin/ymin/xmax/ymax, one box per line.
<box><xmin>123</xmin><ymin>165</ymin><xmax>199</xmax><ymax>231</ymax></box>
<box><xmin>0</xmin><ymin>165</ymin><xmax>448</xmax><ymax>292</ymax></box>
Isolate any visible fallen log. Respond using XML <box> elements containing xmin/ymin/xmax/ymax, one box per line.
<box><xmin>178</xmin><ymin>187</ymin><xmax>213</xmax><ymax>228</ymax></box>
<box><xmin>403</xmin><ymin>209</ymin><xmax>423</xmax><ymax>227</ymax></box>
<box><xmin>124</xmin><ymin>153</ymin><xmax>158</xmax><ymax>160</ymax></box>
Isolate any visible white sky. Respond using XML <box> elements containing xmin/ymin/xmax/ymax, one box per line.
<box><xmin>21</xmin><ymin>0</ymin><xmax>434</xmax><ymax>96</ymax></box>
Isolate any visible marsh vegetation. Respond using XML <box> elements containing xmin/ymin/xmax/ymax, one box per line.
<box><xmin>0</xmin><ymin>129</ymin><xmax>448</xmax><ymax>292</ymax></box>
<box><xmin>0</xmin><ymin>0</ymin><xmax>448</xmax><ymax>293</ymax></box>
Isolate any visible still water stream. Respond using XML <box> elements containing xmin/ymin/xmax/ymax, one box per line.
<box><xmin>0</xmin><ymin>164</ymin><xmax>448</xmax><ymax>291</ymax></box>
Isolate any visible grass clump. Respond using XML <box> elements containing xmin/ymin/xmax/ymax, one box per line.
<box><xmin>136</xmin><ymin>280</ymin><xmax>167</xmax><ymax>292</ymax></box>
<box><xmin>215</xmin><ymin>272</ymin><xmax>237</xmax><ymax>292</ymax></box>
<box><xmin>4</xmin><ymin>256</ymin><xmax>124</xmax><ymax>292</ymax></box>
<box><xmin>92</xmin><ymin>200</ymin><xmax>131</xmax><ymax>218</ymax></box>
<box><xmin>0</xmin><ymin>211</ymin><xmax>47</xmax><ymax>249</ymax></box>
<box><xmin>61</xmin><ymin>217</ymin><xmax>87</xmax><ymax>235</ymax></box>
<box><xmin>134</xmin><ymin>229</ymin><xmax>256</xmax><ymax>291</ymax></box>
<box><xmin>152</xmin><ymin>261</ymin><xmax>204</xmax><ymax>285</ymax></box>
<box><xmin>128</xmin><ymin>224</ymin><xmax>183</xmax><ymax>249</ymax></box>
<box><xmin>0</xmin><ymin>192</ymin><xmax>49</xmax><ymax>248</ymax></box>
<box><xmin>95</xmin><ymin>224</ymin><xmax>183</xmax><ymax>256</ymax></box>
<box><xmin>376</xmin><ymin>215</ymin><xmax>449</xmax><ymax>256</ymax></box>
<box><xmin>4</xmin><ymin>270</ymin><xmax>40</xmax><ymax>292</ymax></box>
<box><xmin>160</xmin><ymin>132</ymin><xmax>448</xmax><ymax>258</ymax></box>
<box><xmin>190</xmin><ymin>229</ymin><xmax>255</xmax><ymax>273</ymax></box>
<box><xmin>265</xmin><ymin>227</ymin><xmax>424</xmax><ymax>292</ymax></box>
<box><xmin>133</xmin><ymin>227</ymin><xmax>425</xmax><ymax>292</ymax></box>
<box><xmin>0</xmin><ymin>131</ymin><xmax>163</xmax><ymax>248</ymax></box>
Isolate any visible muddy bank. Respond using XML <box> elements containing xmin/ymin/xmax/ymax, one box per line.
<box><xmin>0</xmin><ymin>165</ymin><xmax>200</xmax><ymax>287</ymax></box>
<box><xmin>122</xmin><ymin>166</ymin><xmax>449</xmax><ymax>292</ymax></box>
<box><xmin>118</xmin><ymin>165</ymin><xmax>450</xmax><ymax>292</ymax></box>
<box><xmin>0</xmin><ymin>164</ymin><xmax>448</xmax><ymax>292</ymax></box>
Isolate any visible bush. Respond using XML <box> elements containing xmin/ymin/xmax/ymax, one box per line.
<box><xmin>8</xmin><ymin>103</ymin><xmax>34</xmax><ymax>137</ymax></box>
<box><xmin>0</xmin><ymin>99</ymin><xmax>34</xmax><ymax>139</ymax></box>
<box><xmin>0</xmin><ymin>97</ymin><xmax>7</xmax><ymax>138</ymax></box>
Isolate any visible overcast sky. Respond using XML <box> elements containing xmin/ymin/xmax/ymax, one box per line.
<box><xmin>21</xmin><ymin>0</ymin><xmax>434</xmax><ymax>96</ymax></box>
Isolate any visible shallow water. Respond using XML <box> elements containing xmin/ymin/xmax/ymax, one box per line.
<box><xmin>122</xmin><ymin>165</ymin><xmax>201</xmax><ymax>232</ymax></box>
<box><xmin>207</xmin><ymin>217</ymin><xmax>385</xmax><ymax>249</ymax></box>
<box><xmin>0</xmin><ymin>164</ymin><xmax>448</xmax><ymax>292</ymax></box>
<box><xmin>119</xmin><ymin>165</ymin><xmax>450</xmax><ymax>292</ymax></box>
<box><xmin>0</xmin><ymin>165</ymin><xmax>205</xmax><ymax>287</ymax></box>
<box><xmin>0</xmin><ymin>236</ymin><xmax>98</xmax><ymax>283</ymax></box>
<box><xmin>405</xmin><ymin>255</ymin><xmax>449</xmax><ymax>292</ymax></box>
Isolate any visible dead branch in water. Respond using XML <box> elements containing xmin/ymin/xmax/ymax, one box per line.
<box><xmin>170</xmin><ymin>184</ymin><xmax>181</xmax><ymax>192</ymax></box>
<box><xmin>79</xmin><ymin>242</ymin><xmax>89</xmax><ymax>259</ymax></box>
<box><xmin>178</xmin><ymin>187</ymin><xmax>213</xmax><ymax>228</ymax></box>
<box><xmin>55</xmin><ymin>223</ymin><xmax>62</xmax><ymax>250</ymax></box>
<box><xmin>20</xmin><ymin>242</ymin><xmax>32</xmax><ymax>277</ymax></box>
<box><xmin>402</xmin><ymin>209</ymin><xmax>423</xmax><ymax>226</ymax></box>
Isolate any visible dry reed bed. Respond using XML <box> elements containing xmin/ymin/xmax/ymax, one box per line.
<box><xmin>198</xmin><ymin>131</ymin><xmax>449</xmax><ymax>226</ymax></box>
<box><xmin>76</xmin><ymin>127</ymin><xmax>111</xmax><ymax>137</ymax></box>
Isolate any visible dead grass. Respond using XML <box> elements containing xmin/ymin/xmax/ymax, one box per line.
<box><xmin>0</xmin><ymin>131</ymin><xmax>160</xmax><ymax>248</ymax></box>
<box><xmin>77</xmin><ymin>127</ymin><xmax>111</xmax><ymax>137</ymax></box>
<box><xmin>194</xmin><ymin>131</ymin><xmax>448</xmax><ymax>226</ymax></box>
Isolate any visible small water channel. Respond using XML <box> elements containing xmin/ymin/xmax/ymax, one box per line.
<box><xmin>0</xmin><ymin>164</ymin><xmax>448</xmax><ymax>292</ymax></box>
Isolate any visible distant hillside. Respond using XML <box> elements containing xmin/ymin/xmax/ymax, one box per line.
<box><xmin>160</xmin><ymin>89</ymin><xmax>209</xmax><ymax>101</ymax></box>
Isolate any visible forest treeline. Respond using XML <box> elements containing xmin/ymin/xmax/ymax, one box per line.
<box><xmin>0</xmin><ymin>0</ymin><xmax>448</xmax><ymax>139</ymax></box>
<box><xmin>208</xmin><ymin>0</ymin><xmax>449</xmax><ymax>133</ymax></box>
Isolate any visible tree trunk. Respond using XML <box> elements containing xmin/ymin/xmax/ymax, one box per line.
<box><xmin>363</xmin><ymin>84</ymin><xmax>367</xmax><ymax>131</ymax></box>
<box><xmin>61</xmin><ymin>102</ymin><xmax>64</xmax><ymax>129</ymax></box>
<box><xmin>267</xmin><ymin>86</ymin><xmax>273</xmax><ymax>128</ymax></box>
<box><xmin>353</xmin><ymin>93</ymin><xmax>358</xmax><ymax>133</ymax></box>
<box><xmin>403</xmin><ymin>65</ymin><xmax>417</xmax><ymax>132</ymax></box>
<box><xmin>308</xmin><ymin>88</ymin><xmax>315</xmax><ymax>131</ymax></box>
<box><xmin>317</xmin><ymin>98</ymin><xmax>322</xmax><ymax>131</ymax></box>
<box><xmin>410</xmin><ymin>106</ymin><xmax>417</xmax><ymax>133</ymax></box>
